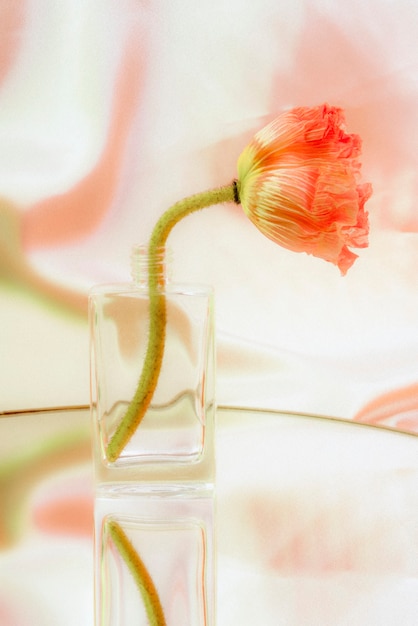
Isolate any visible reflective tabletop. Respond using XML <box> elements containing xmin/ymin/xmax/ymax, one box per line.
<box><xmin>0</xmin><ymin>406</ymin><xmax>417</xmax><ymax>625</ymax></box>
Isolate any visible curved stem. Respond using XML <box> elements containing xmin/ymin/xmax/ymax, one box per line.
<box><xmin>106</xmin><ymin>183</ymin><xmax>236</xmax><ymax>462</ymax></box>
<box><xmin>107</xmin><ymin>520</ymin><xmax>167</xmax><ymax>626</ymax></box>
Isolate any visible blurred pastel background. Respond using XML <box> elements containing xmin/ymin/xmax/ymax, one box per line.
<box><xmin>1</xmin><ymin>1</ymin><xmax>417</xmax><ymax>624</ymax></box>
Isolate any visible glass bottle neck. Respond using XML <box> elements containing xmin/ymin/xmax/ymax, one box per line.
<box><xmin>131</xmin><ymin>244</ymin><xmax>172</xmax><ymax>287</ymax></box>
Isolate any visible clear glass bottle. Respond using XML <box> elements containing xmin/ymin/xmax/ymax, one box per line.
<box><xmin>90</xmin><ymin>245</ymin><xmax>216</xmax><ymax>626</ymax></box>
<box><xmin>89</xmin><ymin>245</ymin><xmax>216</xmax><ymax>486</ymax></box>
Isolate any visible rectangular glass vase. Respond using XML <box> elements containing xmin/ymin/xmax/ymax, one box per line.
<box><xmin>89</xmin><ymin>279</ymin><xmax>215</xmax><ymax>486</ymax></box>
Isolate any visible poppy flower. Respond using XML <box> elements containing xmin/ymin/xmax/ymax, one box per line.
<box><xmin>105</xmin><ymin>103</ymin><xmax>373</xmax><ymax>463</ymax></box>
<box><xmin>236</xmin><ymin>103</ymin><xmax>372</xmax><ymax>274</ymax></box>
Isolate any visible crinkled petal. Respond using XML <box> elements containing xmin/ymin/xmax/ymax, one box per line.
<box><xmin>237</xmin><ymin>104</ymin><xmax>372</xmax><ymax>273</ymax></box>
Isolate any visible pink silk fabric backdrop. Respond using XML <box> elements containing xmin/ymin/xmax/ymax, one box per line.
<box><xmin>0</xmin><ymin>1</ymin><xmax>417</xmax><ymax>624</ymax></box>
<box><xmin>1</xmin><ymin>1</ymin><xmax>417</xmax><ymax>430</ymax></box>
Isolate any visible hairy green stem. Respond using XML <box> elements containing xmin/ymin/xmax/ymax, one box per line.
<box><xmin>107</xmin><ymin>520</ymin><xmax>167</xmax><ymax>626</ymax></box>
<box><xmin>106</xmin><ymin>183</ymin><xmax>237</xmax><ymax>462</ymax></box>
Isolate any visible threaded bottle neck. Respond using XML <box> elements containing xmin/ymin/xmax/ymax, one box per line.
<box><xmin>131</xmin><ymin>244</ymin><xmax>172</xmax><ymax>286</ymax></box>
